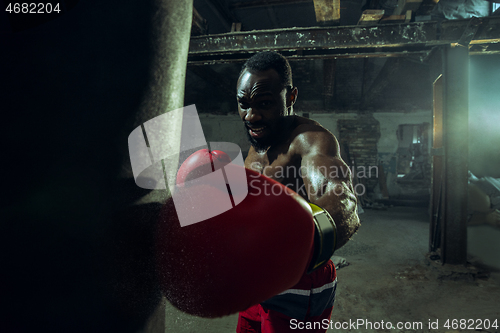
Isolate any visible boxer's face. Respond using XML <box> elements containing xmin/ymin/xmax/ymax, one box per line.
<box><xmin>236</xmin><ymin>68</ymin><xmax>293</xmax><ymax>151</ymax></box>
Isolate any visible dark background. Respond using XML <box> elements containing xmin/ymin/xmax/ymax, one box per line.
<box><xmin>2</xmin><ymin>1</ymin><xmax>164</xmax><ymax>332</ymax></box>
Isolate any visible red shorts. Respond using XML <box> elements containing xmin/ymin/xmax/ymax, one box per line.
<box><xmin>237</xmin><ymin>260</ymin><xmax>336</xmax><ymax>333</ymax></box>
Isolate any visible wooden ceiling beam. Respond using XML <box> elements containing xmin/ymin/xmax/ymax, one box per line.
<box><xmin>188</xmin><ymin>16</ymin><xmax>500</xmax><ymax>63</ymax></box>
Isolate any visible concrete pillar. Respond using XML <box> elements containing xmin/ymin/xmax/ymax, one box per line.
<box><xmin>442</xmin><ymin>45</ymin><xmax>469</xmax><ymax>265</ymax></box>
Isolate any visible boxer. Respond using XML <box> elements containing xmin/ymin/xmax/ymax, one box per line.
<box><xmin>235</xmin><ymin>51</ymin><xmax>360</xmax><ymax>333</ymax></box>
<box><xmin>155</xmin><ymin>51</ymin><xmax>360</xmax><ymax>332</ymax></box>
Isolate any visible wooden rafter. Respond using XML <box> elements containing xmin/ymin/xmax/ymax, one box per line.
<box><xmin>188</xmin><ymin>16</ymin><xmax>500</xmax><ymax>64</ymax></box>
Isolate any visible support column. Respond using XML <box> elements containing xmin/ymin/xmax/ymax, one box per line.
<box><xmin>441</xmin><ymin>45</ymin><xmax>469</xmax><ymax>265</ymax></box>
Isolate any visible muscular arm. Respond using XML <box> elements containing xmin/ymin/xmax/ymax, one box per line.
<box><xmin>295</xmin><ymin>128</ymin><xmax>360</xmax><ymax>250</ymax></box>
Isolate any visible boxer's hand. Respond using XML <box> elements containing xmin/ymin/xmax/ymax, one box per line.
<box><xmin>156</xmin><ymin>167</ymin><xmax>316</xmax><ymax>317</ymax></box>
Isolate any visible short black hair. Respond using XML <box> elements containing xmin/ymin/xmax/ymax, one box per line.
<box><xmin>239</xmin><ymin>51</ymin><xmax>293</xmax><ymax>89</ymax></box>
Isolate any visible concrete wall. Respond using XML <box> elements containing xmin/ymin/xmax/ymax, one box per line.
<box><xmin>374</xmin><ymin>111</ymin><xmax>433</xmax><ymax>196</ymax></box>
<box><xmin>199</xmin><ymin>110</ymin><xmax>499</xmax><ymax>270</ymax></box>
<box><xmin>199</xmin><ymin>114</ymin><xmax>250</xmax><ymax>157</ymax></box>
<box><xmin>374</xmin><ymin>110</ymin><xmax>432</xmax><ymax>155</ymax></box>
<box><xmin>199</xmin><ymin>111</ymin><xmax>432</xmax><ymax>149</ymax></box>
<box><xmin>199</xmin><ymin>112</ymin><xmax>361</xmax><ymax>153</ymax></box>
<box><xmin>199</xmin><ymin>110</ymin><xmax>433</xmax><ymax>197</ymax></box>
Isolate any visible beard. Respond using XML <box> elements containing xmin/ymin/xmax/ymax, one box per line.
<box><xmin>245</xmin><ymin>129</ymin><xmax>274</xmax><ymax>152</ymax></box>
<box><xmin>244</xmin><ymin>118</ymin><xmax>285</xmax><ymax>153</ymax></box>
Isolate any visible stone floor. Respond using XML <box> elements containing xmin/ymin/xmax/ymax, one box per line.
<box><xmin>162</xmin><ymin>207</ymin><xmax>500</xmax><ymax>333</ymax></box>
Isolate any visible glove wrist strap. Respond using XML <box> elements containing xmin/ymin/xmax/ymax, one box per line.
<box><xmin>307</xmin><ymin>203</ymin><xmax>337</xmax><ymax>274</ymax></box>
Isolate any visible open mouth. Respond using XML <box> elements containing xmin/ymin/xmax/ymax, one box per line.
<box><xmin>248</xmin><ymin>126</ymin><xmax>267</xmax><ymax>138</ymax></box>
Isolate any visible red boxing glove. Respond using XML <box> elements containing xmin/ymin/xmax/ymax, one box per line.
<box><xmin>176</xmin><ymin>149</ymin><xmax>231</xmax><ymax>187</ymax></box>
<box><xmin>156</xmin><ymin>150</ymin><xmax>337</xmax><ymax>317</ymax></box>
<box><xmin>156</xmin><ymin>168</ymin><xmax>316</xmax><ymax>317</ymax></box>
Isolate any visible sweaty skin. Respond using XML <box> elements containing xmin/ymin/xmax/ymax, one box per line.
<box><xmin>237</xmin><ymin>68</ymin><xmax>360</xmax><ymax>250</ymax></box>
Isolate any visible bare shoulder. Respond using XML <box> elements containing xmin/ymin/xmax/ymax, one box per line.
<box><xmin>290</xmin><ymin>116</ymin><xmax>340</xmax><ymax>157</ymax></box>
<box><xmin>244</xmin><ymin>146</ymin><xmax>259</xmax><ymax>167</ymax></box>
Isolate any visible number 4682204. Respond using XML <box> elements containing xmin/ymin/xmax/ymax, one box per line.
<box><xmin>443</xmin><ymin>319</ymin><xmax>498</xmax><ymax>330</ymax></box>
<box><xmin>6</xmin><ymin>3</ymin><xmax>61</xmax><ymax>14</ymax></box>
